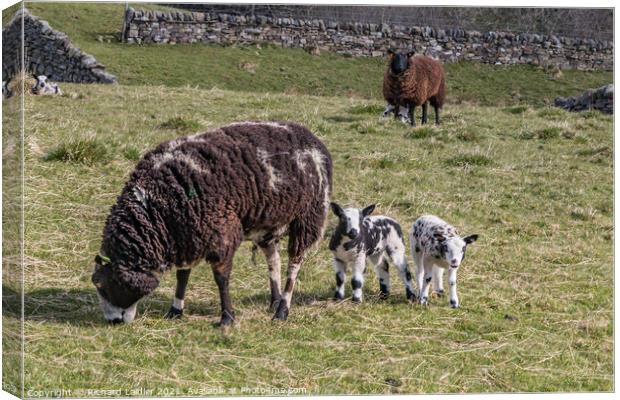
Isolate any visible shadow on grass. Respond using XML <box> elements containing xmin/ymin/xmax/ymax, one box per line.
<box><xmin>1</xmin><ymin>285</ymin><xmax>216</xmax><ymax>326</ymax></box>
<box><xmin>2</xmin><ymin>285</ymin><xmax>332</xmax><ymax>326</ymax></box>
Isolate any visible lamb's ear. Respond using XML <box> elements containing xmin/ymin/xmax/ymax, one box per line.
<box><xmin>464</xmin><ymin>234</ymin><xmax>479</xmax><ymax>245</ymax></box>
<box><xmin>361</xmin><ymin>204</ymin><xmax>376</xmax><ymax>217</ymax></box>
<box><xmin>330</xmin><ymin>202</ymin><xmax>344</xmax><ymax>218</ymax></box>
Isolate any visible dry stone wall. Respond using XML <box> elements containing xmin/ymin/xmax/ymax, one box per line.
<box><xmin>123</xmin><ymin>7</ymin><xmax>612</xmax><ymax>70</ymax></box>
<box><xmin>2</xmin><ymin>8</ymin><xmax>117</xmax><ymax>83</ymax></box>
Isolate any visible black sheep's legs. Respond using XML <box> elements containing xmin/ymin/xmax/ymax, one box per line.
<box><xmin>393</xmin><ymin>104</ymin><xmax>400</xmax><ymax>120</ymax></box>
<box><xmin>408</xmin><ymin>104</ymin><xmax>416</xmax><ymax>126</ymax></box>
<box><xmin>259</xmin><ymin>242</ymin><xmax>282</xmax><ymax>311</ymax></box>
<box><xmin>164</xmin><ymin>268</ymin><xmax>191</xmax><ymax>319</ymax></box>
<box><xmin>435</xmin><ymin>105</ymin><xmax>440</xmax><ymax>125</ymax></box>
<box><xmin>422</xmin><ymin>102</ymin><xmax>429</xmax><ymax>124</ymax></box>
<box><xmin>213</xmin><ymin>261</ymin><xmax>235</xmax><ymax>326</ymax></box>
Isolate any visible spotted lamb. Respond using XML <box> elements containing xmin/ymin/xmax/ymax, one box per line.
<box><xmin>381</xmin><ymin>103</ymin><xmax>411</xmax><ymax>124</ymax></box>
<box><xmin>409</xmin><ymin>215</ymin><xmax>478</xmax><ymax>308</ymax></box>
<box><xmin>31</xmin><ymin>75</ymin><xmax>62</xmax><ymax>95</ymax></box>
<box><xmin>329</xmin><ymin>203</ymin><xmax>415</xmax><ymax>303</ymax></box>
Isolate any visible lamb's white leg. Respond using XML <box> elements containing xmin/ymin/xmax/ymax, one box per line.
<box><xmin>448</xmin><ymin>267</ymin><xmax>459</xmax><ymax>308</ymax></box>
<box><xmin>413</xmin><ymin>250</ymin><xmax>425</xmax><ymax>301</ymax></box>
<box><xmin>410</xmin><ymin>237</ymin><xmax>423</xmax><ymax>298</ymax></box>
<box><xmin>419</xmin><ymin>261</ymin><xmax>433</xmax><ymax>305</ymax></box>
<box><xmin>390</xmin><ymin>250</ymin><xmax>416</xmax><ymax>301</ymax></box>
<box><xmin>432</xmin><ymin>266</ymin><xmax>445</xmax><ymax>296</ymax></box>
<box><xmin>370</xmin><ymin>254</ymin><xmax>390</xmax><ymax>299</ymax></box>
<box><xmin>333</xmin><ymin>258</ymin><xmax>347</xmax><ymax>300</ymax></box>
<box><xmin>351</xmin><ymin>255</ymin><xmax>366</xmax><ymax>303</ymax></box>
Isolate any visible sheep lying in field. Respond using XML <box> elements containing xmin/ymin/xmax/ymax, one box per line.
<box><xmin>2</xmin><ymin>74</ymin><xmax>62</xmax><ymax>99</ymax></box>
<box><xmin>92</xmin><ymin>121</ymin><xmax>333</xmax><ymax>325</ymax></box>
<box><xmin>410</xmin><ymin>215</ymin><xmax>478</xmax><ymax>308</ymax></box>
<box><xmin>329</xmin><ymin>203</ymin><xmax>415</xmax><ymax>303</ymax></box>
<box><xmin>31</xmin><ymin>75</ymin><xmax>62</xmax><ymax>96</ymax></box>
<box><xmin>383</xmin><ymin>49</ymin><xmax>446</xmax><ymax>126</ymax></box>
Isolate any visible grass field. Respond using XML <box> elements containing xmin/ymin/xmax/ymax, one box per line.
<box><xmin>2</xmin><ymin>1</ymin><xmax>614</xmax><ymax>396</ymax></box>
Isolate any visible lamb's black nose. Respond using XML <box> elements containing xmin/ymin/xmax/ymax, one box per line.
<box><xmin>348</xmin><ymin>229</ymin><xmax>359</xmax><ymax>239</ymax></box>
<box><xmin>109</xmin><ymin>318</ymin><xmax>124</xmax><ymax>325</ymax></box>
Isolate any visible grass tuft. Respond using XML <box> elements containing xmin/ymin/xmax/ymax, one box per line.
<box><xmin>404</xmin><ymin>127</ymin><xmax>436</xmax><ymax>139</ymax></box>
<box><xmin>536</xmin><ymin>127</ymin><xmax>561</xmax><ymax>140</ymax></box>
<box><xmin>159</xmin><ymin>117</ymin><xmax>201</xmax><ymax>132</ymax></box>
<box><xmin>122</xmin><ymin>146</ymin><xmax>141</xmax><ymax>161</ymax></box>
<box><xmin>43</xmin><ymin>138</ymin><xmax>109</xmax><ymax>164</ymax></box>
<box><xmin>503</xmin><ymin>105</ymin><xmax>528</xmax><ymax>114</ymax></box>
<box><xmin>349</xmin><ymin>104</ymin><xmax>385</xmax><ymax>115</ymax></box>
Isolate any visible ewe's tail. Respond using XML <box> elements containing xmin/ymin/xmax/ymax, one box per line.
<box><xmin>431</xmin><ymin>73</ymin><xmax>446</xmax><ymax>109</ymax></box>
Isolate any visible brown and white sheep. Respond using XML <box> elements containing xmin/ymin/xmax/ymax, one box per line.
<box><xmin>91</xmin><ymin>121</ymin><xmax>333</xmax><ymax>326</ymax></box>
<box><xmin>383</xmin><ymin>49</ymin><xmax>446</xmax><ymax>126</ymax></box>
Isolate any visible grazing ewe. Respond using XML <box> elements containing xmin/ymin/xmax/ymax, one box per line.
<box><xmin>329</xmin><ymin>203</ymin><xmax>415</xmax><ymax>303</ymax></box>
<box><xmin>381</xmin><ymin>103</ymin><xmax>411</xmax><ymax>124</ymax></box>
<box><xmin>410</xmin><ymin>215</ymin><xmax>478</xmax><ymax>308</ymax></box>
<box><xmin>383</xmin><ymin>49</ymin><xmax>446</xmax><ymax>126</ymax></box>
<box><xmin>31</xmin><ymin>75</ymin><xmax>62</xmax><ymax>96</ymax></box>
<box><xmin>91</xmin><ymin>121</ymin><xmax>333</xmax><ymax>325</ymax></box>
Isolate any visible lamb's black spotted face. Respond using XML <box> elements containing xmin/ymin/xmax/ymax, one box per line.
<box><xmin>330</xmin><ymin>203</ymin><xmax>376</xmax><ymax>240</ymax></box>
<box><xmin>91</xmin><ymin>255</ymin><xmax>158</xmax><ymax>324</ymax></box>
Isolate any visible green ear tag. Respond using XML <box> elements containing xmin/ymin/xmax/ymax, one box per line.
<box><xmin>99</xmin><ymin>255</ymin><xmax>111</xmax><ymax>265</ymax></box>
<box><xmin>187</xmin><ymin>187</ymin><xmax>198</xmax><ymax>199</ymax></box>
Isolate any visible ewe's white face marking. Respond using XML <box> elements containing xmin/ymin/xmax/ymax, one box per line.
<box><xmin>257</xmin><ymin>148</ymin><xmax>283</xmax><ymax>190</ymax></box>
<box><xmin>444</xmin><ymin>237</ymin><xmax>467</xmax><ymax>268</ymax></box>
<box><xmin>97</xmin><ymin>292</ymin><xmax>138</xmax><ymax>323</ymax></box>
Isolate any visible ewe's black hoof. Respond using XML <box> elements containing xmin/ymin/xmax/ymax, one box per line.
<box><xmin>334</xmin><ymin>292</ymin><xmax>344</xmax><ymax>301</ymax></box>
<box><xmin>435</xmin><ymin>289</ymin><xmax>445</xmax><ymax>297</ymax></box>
<box><xmin>351</xmin><ymin>296</ymin><xmax>362</xmax><ymax>304</ymax></box>
<box><xmin>450</xmin><ymin>300</ymin><xmax>459</xmax><ymax>308</ymax></box>
<box><xmin>219</xmin><ymin>311</ymin><xmax>235</xmax><ymax>327</ymax></box>
<box><xmin>272</xmin><ymin>303</ymin><xmax>289</xmax><ymax>321</ymax></box>
<box><xmin>164</xmin><ymin>306</ymin><xmax>184</xmax><ymax>320</ymax></box>
<box><xmin>379</xmin><ymin>291</ymin><xmax>390</xmax><ymax>300</ymax></box>
<box><xmin>406</xmin><ymin>289</ymin><xmax>416</xmax><ymax>302</ymax></box>
<box><xmin>269</xmin><ymin>298</ymin><xmax>281</xmax><ymax>313</ymax></box>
